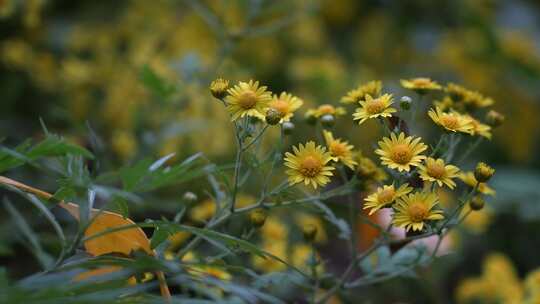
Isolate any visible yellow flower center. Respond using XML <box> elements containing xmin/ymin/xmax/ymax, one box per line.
<box><xmin>299</xmin><ymin>155</ymin><xmax>322</xmax><ymax>178</ymax></box>
<box><xmin>427</xmin><ymin>162</ymin><xmax>446</xmax><ymax>179</ymax></box>
<box><xmin>330</xmin><ymin>142</ymin><xmax>347</xmax><ymax>157</ymax></box>
<box><xmin>365</xmin><ymin>98</ymin><xmax>386</xmax><ymax>114</ymax></box>
<box><xmin>408</xmin><ymin>202</ymin><xmax>428</xmax><ymax>222</ymax></box>
<box><xmin>271</xmin><ymin>99</ymin><xmax>290</xmax><ymax>116</ymax></box>
<box><xmin>412</xmin><ymin>78</ymin><xmax>432</xmax><ymax>87</ymax></box>
<box><xmin>238</xmin><ymin>91</ymin><xmax>258</xmax><ymax>109</ymax></box>
<box><xmin>318</xmin><ymin>105</ymin><xmax>335</xmax><ymax>115</ymax></box>
<box><xmin>377</xmin><ymin>188</ymin><xmax>395</xmax><ymax>204</ymax></box>
<box><xmin>440</xmin><ymin>114</ymin><xmax>459</xmax><ymax>129</ymax></box>
<box><xmin>390</xmin><ymin>144</ymin><xmax>412</xmax><ymax>164</ymax></box>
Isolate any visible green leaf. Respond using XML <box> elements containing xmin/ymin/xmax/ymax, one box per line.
<box><xmin>3</xmin><ymin>198</ymin><xmax>53</xmax><ymax>269</ymax></box>
<box><xmin>140</xmin><ymin>64</ymin><xmax>176</xmax><ymax>99</ymax></box>
<box><xmin>150</xmin><ymin>221</ymin><xmax>266</xmax><ymax>258</ymax></box>
<box><xmin>112</xmin><ymin>196</ymin><xmax>130</xmax><ymax>218</ymax></box>
<box><xmin>150</xmin><ymin>226</ymin><xmax>169</xmax><ymax>249</ymax></box>
<box><xmin>0</xmin><ymin>134</ymin><xmax>93</xmax><ymax>173</ymax></box>
<box><xmin>27</xmin><ymin>135</ymin><xmax>94</xmax><ymax>159</ymax></box>
<box><xmin>120</xmin><ymin>153</ymin><xmax>206</xmax><ymax>192</ymax></box>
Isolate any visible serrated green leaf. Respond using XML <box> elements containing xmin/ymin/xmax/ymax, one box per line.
<box><xmin>27</xmin><ymin>135</ymin><xmax>94</xmax><ymax>159</ymax></box>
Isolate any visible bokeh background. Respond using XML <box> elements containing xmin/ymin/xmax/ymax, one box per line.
<box><xmin>2</xmin><ymin>0</ymin><xmax>540</xmax><ymax>303</ymax></box>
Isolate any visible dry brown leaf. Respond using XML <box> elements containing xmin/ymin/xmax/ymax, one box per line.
<box><xmin>0</xmin><ymin>176</ymin><xmax>171</xmax><ymax>301</ymax></box>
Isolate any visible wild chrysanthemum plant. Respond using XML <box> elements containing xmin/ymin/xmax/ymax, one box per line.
<box><xmin>0</xmin><ymin>76</ymin><xmax>502</xmax><ymax>303</ymax></box>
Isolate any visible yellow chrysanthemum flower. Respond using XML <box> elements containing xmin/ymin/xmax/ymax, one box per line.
<box><xmin>400</xmin><ymin>77</ymin><xmax>442</xmax><ymax>93</ymax></box>
<box><xmin>252</xmin><ymin>241</ymin><xmax>287</xmax><ymax>272</ymax></box>
<box><xmin>466</xmin><ymin>115</ymin><xmax>492</xmax><ymax>139</ymax></box>
<box><xmin>354</xmin><ymin>152</ymin><xmax>388</xmax><ymax>182</ymax></box>
<box><xmin>308</xmin><ymin>104</ymin><xmax>346</xmax><ymax>118</ymax></box>
<box><xmin>225</xmin><ymin>80</ymin><xmax>272</xmax><ymax>121</ymax></box>
<box><xmin>524</xmin><ymin>269</ymin><xmax>540</xmax><ymax>296</ymax></box>
<box><xmin>323</xmin><ymin>130</ymin><xmax>357</xmax><ymax>169</ymax></box>
<box><xmin>428</xmin><ymin>107</ymin><xmax>474</xmax><ymax>134</ymax></box>
<box><xmin>418</xmin><ymin>157</ymin><xmax>460</xmax><ymax>189</ymax></box>
<box><xmin>392</xmin><ymin>191</ymin><xmax>444</xmax><ymax>232</ymax></box>
<box><xmin>290</xmin><ymin>244</ymin><xmax>324</xmax><ymax>274</ymax></box>
<box><xmin>267</xmin><ymin>91</ymin><xmax>303</xmax><ymax>122</ymax></box>
<box><xmin>459</xmin><ymin>172</ymin><xmax>496</xmax><ymax>196</ymax></box>
<box><xmin>189</xmin><ymin>198</ymin><xmax>216</xmax><ymax>223</ymax></box>
<box><xmin>375</xmin><ymin>132</ymin><xmax>428</xmax><ymax>172</ymax></box>
<box><xmin>284</xmin><ymin>141</ymin><xmax>336</xmax><ymax>189</ymax></box>
<box><xmin>352</xmin><ymin>93</ymin><xmax>396</xmax><ymax>124</ymax></box>
<box><xmin>261</xmin><ymin>216</ymin><xmax>288</xmax><ymax>241</ymax></box>
<box><xmin>463</xmin><ymin>91</ymin><xmax>495</xmax><ymax>109</ymax></box>
<box><xmin>433</xmin><ymin>96</ymin><xmax>455</xmax><ymax>112</ymax></box>
<box><xmin>363</xmin><ymin>183</ymin><xmax>413</xmax><ymax>215</ymax></box>
<box><xmin>340</xmin><ymin>80</ymin><xmax>382</xmax><ymax>104</ymax></box>
<box><xmin>446</xmin><ymin>83</ymin><xmax>494</xmax><ymax>109</ymax></box>
<box><xmin>189</xmin><ymin>265</ymin><xmax>232</xmax><ymax>281</ymax></box>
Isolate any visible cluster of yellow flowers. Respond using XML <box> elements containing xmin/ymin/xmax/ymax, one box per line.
<box><xmin>211</xmin><ymin>77</ymin><xmax>501</xmax><ymax>234</ymax></box>
<box><xmin>456</xmin><ymin>253</ymin><xmax>540</xmax><ymax>304</ymax></box>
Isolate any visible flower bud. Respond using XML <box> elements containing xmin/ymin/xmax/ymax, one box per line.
<box><xmin>302</xmin><ymin>224</ymin><xmax>318</xmax><ymax>242</ymax></box>
<box><xmin>304</xmin><ymin>112</ymin><xmax>317</xmax><ymax>125</ymax></box>
<box><xmin>400</xmin><ymin>96</ymin><xmax>412</xmax><ymax>110</ymax></box>
<box><xmin>474</xmin><ymin>162</ymin><xmax>495</xmax><ymax>183</ymax></box>
<box><xmin>265</xmin><ymin>108</ymin><xmax>282</xmax><ymax>125</ymax></box>
<box><xmin>209</xmin><ymin>78</ymin><xmax>229</xmax><ymax>99</ymax></box>
<box><xmin>320</xmin><ymin>114</ymin><xmax>335</xmax><ymax>128</ymax></box>
<box><xmin>485</xmin><ymin>110</ymin><xmax>505</xmax><ymax>128</ymax></box>
<box><xmin>183</xmin><ymin>191</ymin><xmax>198</xmax><ymax>203</ymax></box>
<box><xmin>282</xmin><ymin>121</ymin><xmax>295</xmax><ymax>135</ymax></box>
<box><xmin>469</xmin><ymin>196</ymin><xmax>485</xmax><ymax>211</ymax></box>
<box><xmin>249</xmin><ymin>209</ymin><xmax>267</xmax><ymax>228</ymax></box>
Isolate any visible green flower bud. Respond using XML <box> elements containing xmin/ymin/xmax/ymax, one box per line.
<box><xmin>400</xmin><ymin>96</ymin><xmax>412</xmax><ymax>110</ymax></box>
<box><xmin>209</xmin><ymin>78</ymin><xmax>229</xmax><ymax>99</ymax></box>
<box><xmin>469</xmin><ymin>196</ymin><xmax>485</xmax><ymax>211</ymax></box>
<box><xmin>282</xmin><ymin>121</ymin><xmax>295</xmax><ymax>135</ymax></box>
<box><xmin>302</xmin><ymin>224</ymin><xmax>318</xmax><ymax>242</ymax></box>
<box><xmin>485</xmin><ymin>110</ymin><xmax>505</xmax><ymax>128</ymax></box>
<box><xmin>320</xmin><ymin>114</ymin><xmax>335</xmax><ymax>128</ymax></box>
<box><xmin>265</xmin><ymin>108</ymin><xmax>282</xmax><ymax>125</ymax></box>
<box><xmin>182</xmin><ymin>191</ymin><xmax>198</xmax><ymax>203</ymax></box>
<box><xmin>304</xmin><ymin>112</ymin><xmax>317</xmax><ymax>125</ymax></box>
<box><xmin>249</xmin><ymin>209</ymin><xmax>267</xmax><ymax>228</ymax></box>
<box><xmin>474</xmin><ymin>162</ymin><xmax>495</xmax><ymax>183</ymax></box>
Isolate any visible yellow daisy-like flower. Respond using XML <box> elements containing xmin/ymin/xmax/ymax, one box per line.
<box><xmin>363</xmin><ymin>183</ymin><xmax>413</xmax><ymax>215</ymax></box>
<box><xmin>400</xmin><ymin>77</ymin><xmax>442</xmax><ymax>93</ymax></box>
<box><xmin>252</xmin><ymin>241</ymin><xmax>287</xmax><ymax>272</ymax></box>
<box><xmin>459</xmin><ymin>172</ymin><xmax>496</xmax><ymax>196</ymax></box>
<box><xmin>284</xmin><ymin>141</ymin><xmax>336</xmax><ymax>189</ymax></box>
<box><xmin>352</xmin><ymin>93</ymin><xmax>396</xmax><ymax>124</ymax></box>
<box><xmin>393</xmin><ymin>191</ymin><xmax>444</xmax><ymax>232</ymax></box>
<box><xmin>463</xmin><ymin>91</ymin><xmax>494</xmax><ymax>109</ymax></box>
<box><xmin>340</xmin><ymin>80</ymin><xmax>382</xmax><ymax>104</ymax></box>
<box><xmin>466</xmin><ymin>115</ymin><xmax>492</xmax><ymax>139</ymax></box>
<box><xmin>261</xmin><ymin>216</ymin><xmax>288</xmax><ymax>241</ymax></box>
<box><xmin>354</xmin><ymin>152</ymin><xmax>388</xmax><ymax>182</ymax></box>
<box><xmin>375</xmin><ymin>132</ymin><xmax>428</xmax><ymax>172</ymax></box>
<box><xmin>225</xmin><ymin>80</ymin><xmax>272</xmax><ymax>121</ymax></box>
<box><xmin>418</xmin><ymin>157</ymin><xmax>460</xmax><ymax>189</ymax></box>
<box><xmin>267</xmin><ymin>92</ymin><xmax>303</xmax><ymax>122</ymax></box>
<box><xmin>323</xmin><ymin>130</ymin><xmax>357</xmax><ymax>169</ymax></box>
<box><xmin>446</xmin><ymin>83</ymin><xmax>494</xmax><ymax>109</ymax></box>
<box><xmin>433</xmin><ymin>96</ymin><xmax>455</xmax><ymax>112</ymax></box>
<box><xmin>309</xmin><ymin>104</ymin><xmax>346</xmax><ymax>118</ymax></box>
<box><xmin>428</xmin><ymin>107</ymin><xmax>474</xmax><ymax>134</ymax></box>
